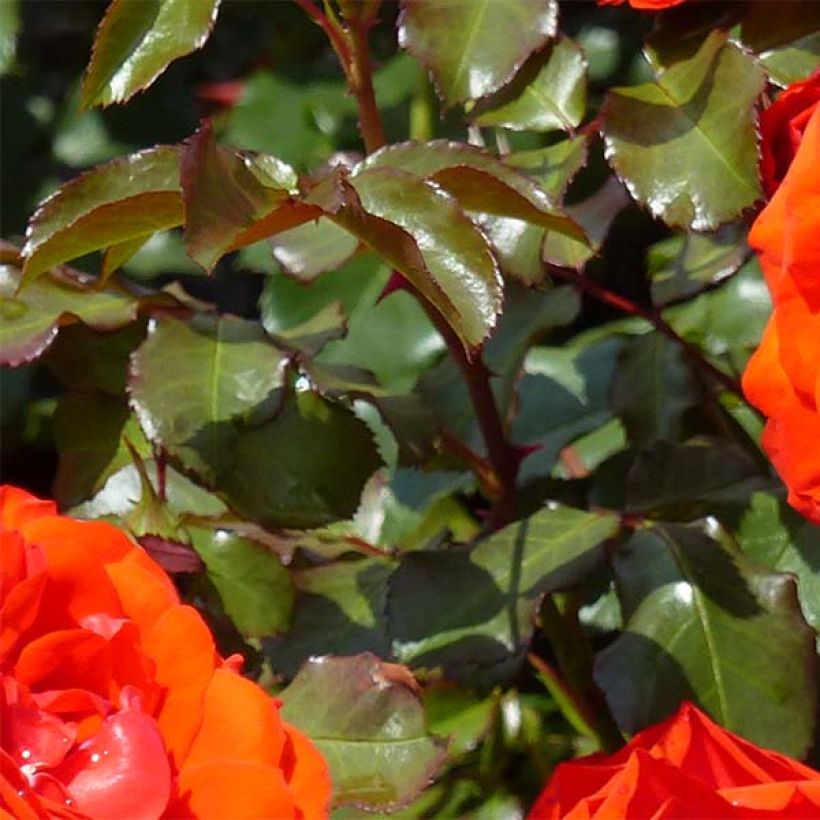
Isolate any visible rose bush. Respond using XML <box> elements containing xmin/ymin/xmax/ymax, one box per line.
<box><xmin>742</xmin><ymin>71</ymin><xmax>820</xmax><ymax>523</ymax></box>
<box><xmin>0</xmin><ymin>485</ymin><xmax>331</xmax><ymax>819</ymax></box>
<box><xmin>529</xmin><ymin>702</ymin><xmax>820</xmax><ymax>819</ymax></box>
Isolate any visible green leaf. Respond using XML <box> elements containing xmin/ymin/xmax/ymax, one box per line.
<box><xmin>260</xmin><ymin>254</ymin><xmax>443</xmax><ymax>394</ymax></box>
<box><xmin>270</xmin><ymin>218</ymin><xmax>359</xmax><ymax>281</ymax></box>
<box><xmin>0</xmin><ymin>261</ymin><xmax>139</xmax><ymax>366</ymax></box>
<box><xmin>280</xmin><ymin>653</ymin><xmax>447</xmax><ymax>811</ymax></box>
<box><xmin>595</xmin><ymin>522</ymin><xmax>817</xmax><ymax>757</ymax></box>
<box><xmin>611</xmin><ymin>332</ymin><xmax>701</xmax><ymax>447</ymax></box>
<box><xmin>189</xmin><ymin>526</ymin><xmax>293</xmax><ymax>637</ymax></box>
<box><xmin>359</xmin><ymin>141</ymin><xmax>584</xmax><ymax>241</ymax></box>
<box><xmin>398</xmin><ymin>0</ymin><xmax>557</xmax><ymax>106</ymax></box>
<box><xmin>741</xmin><ymin>2</ymin><xmax>820</xmax><ymax>85</ymax></box>
<box><xmin>424</xmin><ymin>686</ymin><xmax>499</xmax><ymax>760</ymax></box>
<box><xmin>514</xmin><ymin>338</ymin><xmax>622</xmax><ymax>481</ymax></box>
<box><xmin>603</xmin><ymin>30</ymin><xmax>765</xmax><ymax>230</ymax></box>
<box><xmin>647</xmin><ymin>221</ymin><xmax>749</xmax><ymax>306</ymax></box>
<box><xmin>205</xmin><ymin>390</ymin><xmax>383</xmax><ymax>529</ymax></box>
<box><xmin>180</xmin><ymin>123</ymin><xmax>313</xmax><ymax>271</ymax></box>
<box><xmin>331</xmin><ymin>167</ymin><xmax>503</xmax><ymax>349</ymax></box>
<box><xmin>71</xmin><ymin>458</ymin><xmax>228</xmax><ymax>521</ymax></box>
<box><xmin>664</xmin><ymin>257</ymin><xmax>771</xmax><ymax>375</ymax></box>
<box><xmin>474</xmin><ymin>37</ymin><xmax>587</xmax><ymax>133</ymax></box>
<box><xmin>53</xmin><ymin>392</ymin><xmax>151</xmax><ymax>507</ymax></box>
<box><xmin>387</xmin><ymin>506</ymin><xmax>619</xmax><ymax>680</ymax></box>
<box><xmin>81</xmin><ymin>0</ymin><xmax>221</xmax><ymax>108</ymax></box>
<box><xmin>22</xmin><ymin>146</ymin><xmax>183</xmax><ymax>283</ymax></box>
<box><xmin>45</xmin><ymin>322</ymin><xmax>146</xmax><ymax>396</ymax></box>
<box><xmin>501</xmin><ymin>138</ymin><xmax>592</xmax><ymax>279</ymax></box>
<box><xmin>732</xmin><ymin>492</ymin><xmax>820</xmax><ymax>638</ymax></box>
<box><xmin>266</xmin><ymin>558</ymin><xmax>394</xmax><ymax>676</ymax></box>
<box><xmin>623</xmin><ymin>439</ymin><xmax>767</xmax><ymax>518</ymax></box>
<box><xmin>129</xmin><ymin>315</ymin><xmax>289</xmax><ymax>476</ymax></box>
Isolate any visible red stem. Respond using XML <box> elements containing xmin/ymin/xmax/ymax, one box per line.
<box><xmin>550</xmin><ymin>266</ymin><xmax>746</xmax><ymax>401</ymax></box>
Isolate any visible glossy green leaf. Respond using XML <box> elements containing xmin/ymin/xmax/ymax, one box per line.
<box><xmin>475</xmin><ymin>37</ymin><xmax>587</xmax><ymax>133</ymax></box>
<box><xmin>0</xmin><ymin>261</ymin><xmax>138</xmax><ymax>367</ymax></box>
<box><xmin>82</xmin><ymin>0</ymin><xmax>221</xmax><ymax>108</ymax></box>
<box><xmin>398</xmin><ymin>0</ymin><xmax>557</xmax><ymax>106</ymax></box>
<box><xmin>266</xmin><ymin>558</ymin><xmax>394</xmax><ymax>676</ymax></box>
<box><xmin>387</xmin><ymin>506</ymin><xmax>619</xmax><ymax>679</ymax></box>
<box><xmin>359</xmin><ymin>141</ymin><xmax>584</xmax><ymax>241</ymax></box>
<box><xmin>270</xmin><ymin>218</ymin><xmax>360</xmax><ymax>281</ymax></box>
<box><xmin>281</xmin><ymin>653</ymin><xmax>447</xmax><ymax>811</ymax></box>
<box><xmin>333</xmin><ymin>167</ymin><xmax>503</xmax><ymax>349</ymax></box>
<box><xmin>611</xmin><ymin>332</ymin><xmax>701</xmax><ymax>447</ymax></box>
<box><xmin>22</xmin><ymin>146</ymin><xmax>183</xmax><ymax>283</ymax></box>
<box><xmin>596</xmin><ymin>522</ymin><xmax>817</xmax><ymax>757</ymax></box>
<box><xmin>189</xmin><ymin>526</ymin><xmax>293</xmax><ymax>637</ymax></box>
<box><xmin>180</xmin><ymin>123</ymin><xmax>312</xmax><ymax>271</ymax></box>
<box><xmin>268</xmin><ymin>301</ymin><xmax>347</xmax><ymax>359</ymax></box>
<box><xmin>603</xmin><ymin>31</ymin><xmax>765</xmax><ymax>230</ymax></box>
<box><xmin>647</xmin><ymin>221</ymin><xmax>749</xmax><ymax>306</ymax></box>
<box><xmin>732</xmin><ymin>492</ymin><xmax>820</xmax><ymax>637</ymax></box>
<box><xmin>53</xmin><ymin>392</ymin><xmax>150</xmax><ymax>507</ymax></box>
<box><xmin>501</xmin><ymin>138</ymin><xmax>592</xmax><ymax>279</ymax></box>
<box><xmin>129</xmin><ymin>315</ymin><xmax>289</xmax><ymax>476</ymax></box>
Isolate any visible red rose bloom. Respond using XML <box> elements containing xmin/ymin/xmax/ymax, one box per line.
<box><xmin>530</xmin><ymin>702</ymin><xmax>820</xmax><ymax>819</ymax></box>
<box><xmin>596</xmin><ymin>0</ymin><xmax>686</xmax><ymax>9</ymax></box>
<box><xmin>742</xmin><ymin>72</ymin><xmax>820</xmax><ymax>523</ymax></box>
<box><xmin>0</xmin><ymin>485</ymin><xmax>331</xmax><ymax>819</ymax></box>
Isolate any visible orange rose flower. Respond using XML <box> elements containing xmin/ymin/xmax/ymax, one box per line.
<box><xmin>530</xmin><ymin>702</ymin><xmax>820</xmax><ymax>819</ymax></box>
<box><xmin>596</xmin><ymin>0</ymin><xmax>686</xmax><ymax>9</ymax></box>
<box><xmin>742</xmin><ymin>71</ymin><xmax>820</xmax><ymax>523</ymax></box>
<box><xmin>0</xmin><ymin>485</ymin><xmax>331</xmax><ymax>819</ymax></box>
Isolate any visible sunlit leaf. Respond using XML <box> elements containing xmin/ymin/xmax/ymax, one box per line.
<box><xmin>270</xmin><ymin>218</ymin><xmax>360</xmax><ymax>281</ymax></box>
<box><xmin>387</xmin><ymin>506</ymin><xmax>619</xmax><ymax>681</ymax></box>
<box><xmin>82</xmin><ymin>0</ymin><xmax>221</xmax><ymax>108</ymax></box>
<box><xmin>22</xmin><ymin>146</ymin><xmax>183</xmax><ymax>283</ymax></box>
<box><xmin>0</xmin><ymin>260</ymin><xmax>139</xmax><ymax>367</ymax></box>
<box><xmin>266</xmin><ymin>558</ymin><xmax>394</xmax><ymax>676</ymax></box>
<box><xmin>603</xmin><ymin>30</ymin><xmax>764</xmax><ymax>230</ymax></box>
<box><xmin>180</xmin><ymin>122</ymin><xmax>313</xmax><ymax>271</ymax></box>
<box><xmin>596</xmin><ymin>522</ymin><xmax>817</xmax><ymax>757</ymax></box>
<box><xmin>329</xmin><ymin>167</ymin><xmax>503</xmax><ymax>349</ymax></box>
<box><xmin>281</xmin><ymin>653</ymin><xmax>447</xmax><ymax>811</ymax></box>
<box><xmin>398</xmin><ymin>0</ymin><xmax>558</xmax><ymax>106</ymax></box>
<box><xmin>474</xmin><ymin>37</ymin><xmax>587</xmax><ymax>133</ymax></box>
<box><xmin>129</xmin><ymin>314</ymin><xmax>289</xmax><ymax>475</ymax></box>
<box><xmin>189</xmin><ymin>526</ymin><xmax>294</xmax><ymax>637</ymax></box>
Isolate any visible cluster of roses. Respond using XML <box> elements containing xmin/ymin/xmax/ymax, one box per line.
<box><xmin>0</xmin><ymin>485</ymin><xmax>330</xmax><ymax>818</ymax></box>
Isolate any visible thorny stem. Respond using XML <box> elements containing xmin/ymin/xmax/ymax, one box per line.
<box><xmin>299</xmin><ymin>0</ymin><xmax>520</xmax><ymax>523</ymax></box>
<box><xmin>550</xmin><ymin>266</ymin><xmax>747</xmax><ymax>401</ymax></box>
<box><xmin>424</xmin><ymin>306</ymin><xmax>521</xmax><ymax>526</ymax></box>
